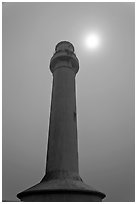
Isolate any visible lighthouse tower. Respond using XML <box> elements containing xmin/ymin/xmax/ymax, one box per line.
<box><xmin>17</xmin><ymin>41</ymin><xmax>106</xmax><ymax>202</ymax></box>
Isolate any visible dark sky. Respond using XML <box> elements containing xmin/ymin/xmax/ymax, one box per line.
<box><xmin>2</xmin><ymin>2</ymin><xmax>135</xmax><ymax>202</ymax></box>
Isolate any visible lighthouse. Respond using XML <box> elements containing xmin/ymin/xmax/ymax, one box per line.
<box><xmin>17</xmin><ymin>41</ymin><xmax>106</xmax><ymax>201</ymax></box>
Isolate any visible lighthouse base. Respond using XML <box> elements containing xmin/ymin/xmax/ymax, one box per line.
<box><xmin>19</xmin><ymin>191</ymin><xmax>103</xmax><ymax>202</ymax></box>
<box><xmin>17</xmin><ymin>176</ymin><xmax>106</xmax><ymax>202</ymax></box>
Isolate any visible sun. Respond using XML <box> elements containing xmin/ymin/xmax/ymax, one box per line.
<box><xmin>85</xmin><ymin>33</ymin><xmax>100</xmax><ymax>49</ymax></box>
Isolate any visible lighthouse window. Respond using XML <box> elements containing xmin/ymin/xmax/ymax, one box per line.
<box><xmin>73</xmin><ymin>112</ymin><xmax>76</xmax><ymax>121</ymax></box>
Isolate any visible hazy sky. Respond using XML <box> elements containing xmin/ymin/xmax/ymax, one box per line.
<box><xmin>2</xmin><ymin>2</ymin><xmax>135</xmax><ymax>201</ymax></box>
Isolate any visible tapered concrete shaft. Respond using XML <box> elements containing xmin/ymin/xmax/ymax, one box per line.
<box><xmin>17</xmin><ymin>41</ymin><xmax>106</xmax><ymax>202</ymax></box>
<box><xmin>46</xmin><ymin>43</ymin><xmax>79</xmax><ymax>178</ymax></box>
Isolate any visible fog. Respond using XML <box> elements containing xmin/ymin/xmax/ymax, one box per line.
<box><xmin>2</xmin><ymin>2</ymin><xmax>135</xmax><ymax>201</ymax></box>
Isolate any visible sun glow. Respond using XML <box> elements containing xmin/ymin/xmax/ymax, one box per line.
<box><xmin>85</xmin><ymin>33</ymin><xmax>100</xmax><ymax>49</ymax></box>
